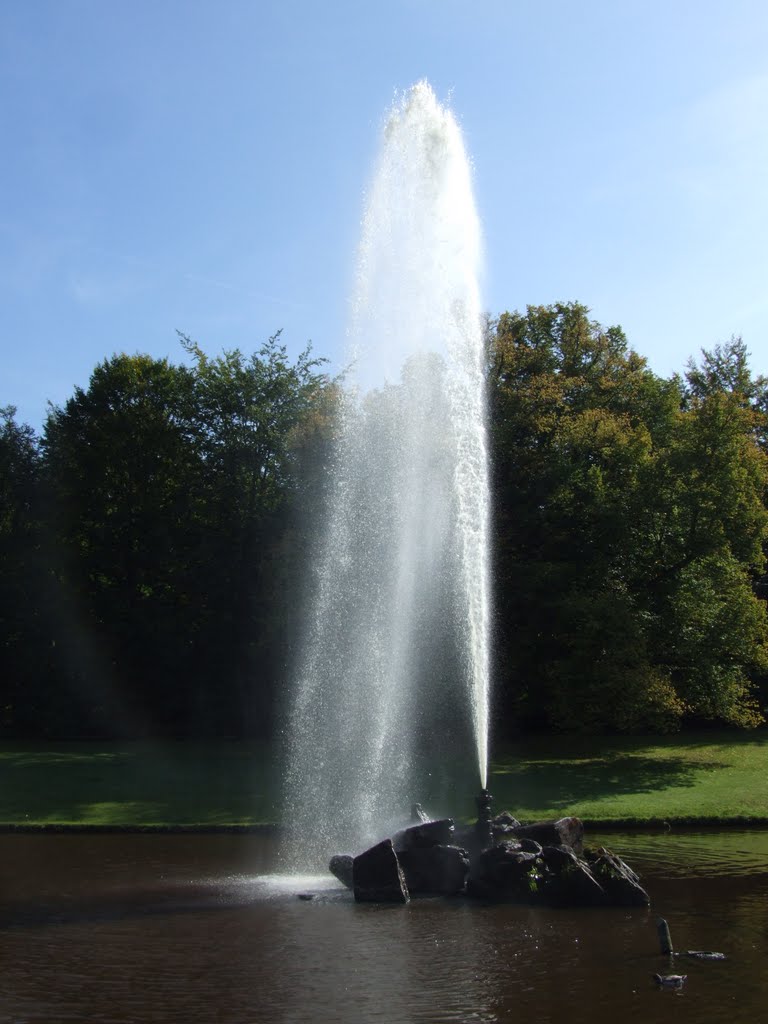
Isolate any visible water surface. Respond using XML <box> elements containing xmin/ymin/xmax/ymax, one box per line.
<box><xmin>0</xmin><ymin>831</ymin><xmax>765</xmax><ymax>1023</ymax></box>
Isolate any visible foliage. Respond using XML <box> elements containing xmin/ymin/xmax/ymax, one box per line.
<box><xmin>1</xmin><ymin>338</ymin><xmax>332</xmax><ymax>740</ymax></box>
<box><xmin>489</xmin><ymin>303</ymin><xmax>768</xmax><ymax>733</ymax></box>
<box><xmin>0</xmin><ymin>407</ymin><xmax>44</xmax><ymax>732</ymax></box>
<box><xmin>174</xmin><ymin>332</ymin><xmax>331</xmax><ymax>735</ymax></box>
<box><xmin>1</xmin><ymin>304</ymin><xmax>766</xmax><ymax>740</ymax></box>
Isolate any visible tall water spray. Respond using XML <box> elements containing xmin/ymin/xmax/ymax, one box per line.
<box><xmin>284</xmin><ymin>82</ymin><xmax>490</xmax><ymax>865</ymax></box>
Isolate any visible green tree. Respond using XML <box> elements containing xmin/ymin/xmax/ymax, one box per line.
<box><xmin>31</xmin><ymin>334</ymin><xmax>332</xmax><ymax>740</ymax></box>
<box><xmin>642</xmin><ymin>343</ymin><xmax>768</xmax><ymax>725</ymax></box>
<box><xmin>42</xmin><ymin>354</ymin><xmax>203</xmax><ymax>735</ymax></box>
<box><xmin>489</xmin><ymin>303</ymin><xmax>768</xmax><ymax>733</ymax></box>
<box><xmin>177</xmin><ymin>331</ymin><xmax>331</xmax><ymax>736</ymax></box>
<box><xmin>0</xmin><ymin>407</ymin><xmax>46</xmax><ymax>733</ymax></box>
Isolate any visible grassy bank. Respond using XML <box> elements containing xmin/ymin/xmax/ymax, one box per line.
<box><xmin>0</xmin><ymin>731</ymin><xmax>766</xmax><ymax>828</ymax></box>
<box><xmin>0</xmin><ymin>742</ymin><xmax>279</xmax><ymax>827</ymax></box>
<box><xmin>488</xmin><ymin>730</ymin><xmax>768</xmax><ymax>826</ymax></box>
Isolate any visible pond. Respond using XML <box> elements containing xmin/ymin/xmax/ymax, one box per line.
<box><xmin>0</xmin><ymin>830</ymin><xmax>766</xmax><ymax>1023</ymax></box>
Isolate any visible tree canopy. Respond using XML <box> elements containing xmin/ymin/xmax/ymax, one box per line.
<box><xmin>1</xmin><ymin>338</ymin><xmax>332</xmax><ymax>739</ymax></box>
<box><xmin>489</xmin><ymin>303</ymin><xmax>768</xmax><ymax>733</ymax></box>
<box><xmin>1</xmin><ymin>309</ymin><xmax>766</xmax><ymax>739</ymax></box>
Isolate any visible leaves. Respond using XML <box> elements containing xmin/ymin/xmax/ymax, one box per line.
<box><xmin>490</xmin><ymin>303</ymin><xmax>768</xmax><ymax>733</ymax></box>
<box><xmin>1</xmin><ymin>304</ymin><xmax>766</xmax><ymax>740</ymax></box>
<box><xmin>1</xmin><ymin>337</ymin><xmax>334</xmax><ymax>739</ymax></box>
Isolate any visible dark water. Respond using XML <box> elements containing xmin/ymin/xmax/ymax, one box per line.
<box><xmin>0</xmin><ymin>831</ymin><xmax>766</xmax><ymax>1023</ymax></box>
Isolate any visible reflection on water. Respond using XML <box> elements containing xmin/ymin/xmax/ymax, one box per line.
<box><xmin>0</xmin><ymin>832</ymin><xmax>766</xmax><ymax>1023</ymax></box>
<box><xmin>600</xmin><ymin>829</ymin><xmax>768</xmax><ymax>877</ymax></box>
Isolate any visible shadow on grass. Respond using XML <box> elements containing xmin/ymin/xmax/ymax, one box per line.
<box><xmin>496</xmin><ymin>729</ymin><xmax>767</xmax><ymax>761</ymax></box>
<box><xmin>0</xmin><ymin>743</ymin><xmax>279</xmax><ymax>825</ymax></box>
<box><xmin>490</xmin><ymin>753</ymin><xmax>728</xmax><ymax>810</ymax></box>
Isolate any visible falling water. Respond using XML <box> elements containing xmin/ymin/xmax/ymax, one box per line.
<box><xmin>284</xmin><ymin>82</ymin><xmax>490</xmax><ymax>865</ymax></box>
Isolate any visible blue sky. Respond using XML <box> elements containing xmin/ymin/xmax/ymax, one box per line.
<box><xmin>2</xmin><ymin>0</ymin><xmax>767</xmax><ymax>428</ymax></box>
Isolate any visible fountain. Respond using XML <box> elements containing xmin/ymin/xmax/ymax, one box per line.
<box><xmin>283</xmin><ymin>81</ymin><xmax>491</xmax><ymax>866</ymax></box>
<box><xmin>281</xmin><ymin>83</ymin><xmax>648</xmax><ymax>913</ymax></box>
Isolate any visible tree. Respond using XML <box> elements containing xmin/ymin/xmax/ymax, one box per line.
<box><xmin>643</xmin><ymin>347</ymin><xmax>768</xmax><ymax>725</ymax></box>
<box><xmin>41</xmin><ymin>354</ymin><xmax>203</xmax><ymax>735</ymax></box>
<box><xmin>177</xmin><ymin>332</ymin><xmax>331</xmax><ymax>735</ymax></box>
<box><xmin>0</xmin><ymin>407</ymin><xmax>45</xmax><ymax>734</ymax></box>
<box><xmin>488</xmin><ymin>303</ymin><xmax>768</xmax><ymax>733</ymax></box>
<box><xmin>4</xmin><ymin>333</ymin><xmax>333</xmax><ymax>741</ymax></box>
<box><xmin>685</xmin><ymin>336</ymin><xmax>768</xmax><ymax>451</ymax></box>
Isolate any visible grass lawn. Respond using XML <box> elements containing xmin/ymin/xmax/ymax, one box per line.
<box><xmin>0</xmin><ymin>730</ymin><xmax>766</xmax><ymax>828</ymax></box>
<box><xmin>0</xmin><ymin>741</ymin><xmax>279</xmax><ymax>827</ymax></box>
<box><xmin>488</xmin><ymin>730</ymin><xmax>768</xmax><ymax>825</ymax></box>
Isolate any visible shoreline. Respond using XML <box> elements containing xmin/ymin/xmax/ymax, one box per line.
<box><xmin>2</xmin><ymin>816</ymin><xmax>768</xmax><ymax>834</ymax></box>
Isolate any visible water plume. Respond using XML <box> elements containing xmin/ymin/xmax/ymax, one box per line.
<box><xmin>284</xmin><ymin>81</ymin><xmax>490</xmax><ymax>865</ymax></box>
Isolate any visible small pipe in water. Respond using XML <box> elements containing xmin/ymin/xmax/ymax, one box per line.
<box><xmin>657</xmin><ymin>917</ymin><xmax>674</xmax><ymax>956</ymax></box>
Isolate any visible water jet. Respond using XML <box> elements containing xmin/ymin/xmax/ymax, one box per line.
<box><xmin>284</xmin><ymin>80</ymin><xmax>491</xmax><ymax>865</ymax></box>
<box><xmin>280</xmin><ymin>84</ymin><xmax>648</xmax><ymax>917</ymax></box>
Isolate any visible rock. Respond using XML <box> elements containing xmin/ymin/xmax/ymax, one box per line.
<box><xmin>466</xmin><ymin>841</ymin><xmax>543</xmax><ymax>901</ymax></box>
<box><xmin>492</xmin><ymin>823</ymin><xmax>516</xmax><ymax>834</ymax></box>
<box><xmin>537</xmin><ymin>844</ymin><xmax>649</xmax><ymax>907</ymax></box>
<box><xmin>452</xmin><ymin>823</ymin><xmax>476</xmax><ymax>849</ymax></box>
<box><xmin>491</xmin><ymin>811</ymin><xmax>522</xmax><ymax>841</ymax></box>
<box><xmin>493</xmin><ymin>811</ymin><xmax>522</xmax><ymax>828</ymax></box>
<box><xmin>519</xmin><ymin>838</ymin><xmax>543</xmax><ymax>855</ymax></box>
<box><xmin>511</xmin><ymin>816</ymin><xmax>584</xmax><ymax>855</ymax></box>
<box><xmin>327</xmin><ymin>811</ymin><xmax>649</xmax><ymax>909</ymax></box>
<box><xmin>465</xmin><ymin>838</ymin><xmax>624</xmax><ymax>906</ymax></box>
<box><xmin>538</xmin><ymin>847</ymin><xmax>606</xmax><ymax>907</ymax></box>
<box><xmin>329</xmin><ymin>854</ymin><xmax>354</xmax><ymax>889</ymax></box>
<box><xmin>398</xmin><ymin>845</ymin><xmax>470</xmax><ymax>895</ymax></box>
<box><xmin>540</xmin><ymin>844</ymin><xmax>579</xmax><ymax>870</ymax></box>
<box><xmin>587</xmin><ymin>848</ymin><xmax>650</xmax><ymax>907</ymax></box>
<box><xmin>393</xmin><ymin>818</ymin><xmax>455</xmax><ymax>852</ymax></box>
<box><xmin>353</xmin><ymin>839</ymin><xmax>409</xmax><ymax>903</ymax></box>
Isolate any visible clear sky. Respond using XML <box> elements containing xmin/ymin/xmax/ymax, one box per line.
<box><xmin>2</xmin><ymin>0</ymin><xmax>767</xmax><ymax>428</ymax></box>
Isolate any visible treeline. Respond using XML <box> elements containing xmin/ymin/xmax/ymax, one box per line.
<box><xmin>490</xmin><ymin>304</ymin><xmax>768</xmax><ymax>733</ymax></box>
<box><xmin>0</xmin><ymin>333</ymin><xmax>334</xmax><ymax>739</ymax></box>
<box><xmin>1</xmin><ymin>303</ymin><xmax>767</xmax><ymax>739</ymax></box>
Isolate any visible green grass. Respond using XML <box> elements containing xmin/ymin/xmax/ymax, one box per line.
<box><xmin>1</xmin><ymin>731</ymin><xmax>767</xmax><ymax>828</ymax></box>
<box><xmin>488</xmin><ymin>730</ymin><xmax>768</xmax><ymax>825</ymax></box>
<box><xmin>0</xmin><ymin>741</ymin><xmax>279</xmax><ymax>827</ymax></box>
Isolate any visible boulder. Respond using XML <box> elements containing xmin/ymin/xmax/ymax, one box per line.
<box><xmin>321</xmin><ymin>811</ymin><xmax>650</xmax><ymax>910</ymax></box>
<box><xmin>537</xmin><ymin>844</ymin><xmax>649</xmax><ymax>907</ymax></box>
<box><xmin>398</xmin><ymin>845</ymin><xmax>470</xmax><ymax>895</ymax></box>
<box><xmin>587</xmin><ymin>848</ymin><xmax>650</xmax><ymax>907</ymax></box>
<box><xmin>353</xmin><ymin>839</ymin><xmax>409</xmax><ymax>903</ymax></box>
<box><xmin>492</xmin><ymin>811</ymin><xmax>522</xmax><ymax>828</ymax></box>
<box><xmin>466</xmin><ymin>841</ymin><xmax>543</xmax><ymax>901</ymax></box>
<box><xmin>511</xmin><ymin>816</ymin><xmax>584</xmax><ymax>855</ymax></box>
<box><xmin>393</xmin><ymin>818</ymin><xmax>455</xmax><ymax>852</ymax></box>
<box><xmin>452</xmin><ymin>823</ymin><xmax>477</xmax><ymax>850</ymax></box>
<box><xmin>329</xmin><ymin>854</ymin><xmax>354</xmax><ymax>889</ymax></box>
<box><xmin>518</xmin><ymin>838</ymin><xmax>543</xmax><ymax>855</ymax></box>
<box><xmin>491</xmin><ymin>811</ymin><xmax>522</xmax><ymax>841</ymax></box>
<box><xmin>538</xmin><ymin>845</ymin><xmax>606</xmax><ymax>907</ymax></box>
<box><xmin>540</xmin><ymin>844</ymin><xmax>579</xmax><ymax>871</ymax></box>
